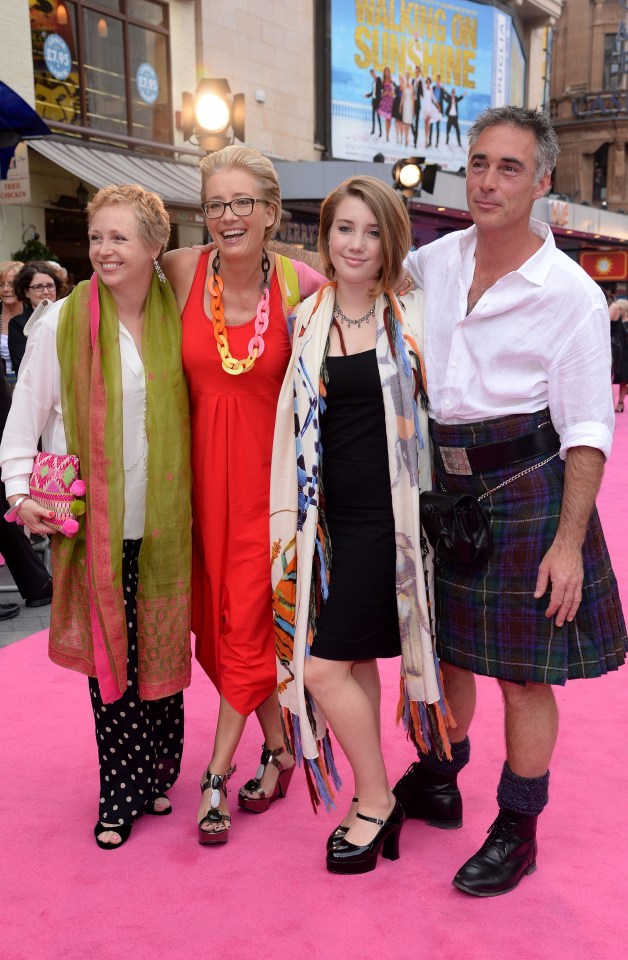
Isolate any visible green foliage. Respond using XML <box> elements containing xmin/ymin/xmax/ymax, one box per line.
<box><xmin>11</xmin><ymin>235</ymin><xmax>58</xmax><ymax>263</ymax></box>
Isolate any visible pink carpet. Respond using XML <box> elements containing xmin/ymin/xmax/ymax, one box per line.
<box><xmin>2</xmin><ymin>409</ymin><xmax>627</xmax><ymax>960</ymax></box>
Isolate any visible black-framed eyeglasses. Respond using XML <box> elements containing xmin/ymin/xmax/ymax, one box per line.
<box><xmin>28</xmin><ymin>283</ymin><xmax>57</xmax><ymax>293</ymax></box>
<box><xmin>200</xmin><ymin>197</ymin><xmax>269</xmax><ymax>220</ymax></box>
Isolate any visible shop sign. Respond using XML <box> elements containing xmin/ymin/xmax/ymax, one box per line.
<box><xmin>0</xmin><ymin>143</ymin><xmax>31</xmax><ymax>205</ymax></box>
<box><xmin>43</xmin><ymin>34</ymin><xmax>72</xmax><ymax>82</ymax></box>
<box><xmin>580</xmin><ymin>250</ymin><xmax>628</xmax><ymax>282</ymax></box>
<box><xmin>136</xmin><ymin>63</ymin><xmax>159</xmax><ymax>105</ymax></box>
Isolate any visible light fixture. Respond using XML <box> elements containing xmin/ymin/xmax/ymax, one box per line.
<box><xmin>195</xmin><ymin>93</ymin><xmax>230</xmax><ymax>134</ymax></box>
<box><xmin>57</xmin><ymin>2</ymin><xmax>68</xmax><ymax>25</ymax></box>
<box><xmin>399</xmin><ymin>162</ymin><xmax>422</xmax><ymax>190</ymax></box>
<box><xmin>392</xmin><ymin>157</ymin><xmax>438</xmax><ymax>199</ymax></box>
<box><xmin>180</xmin><ymin>78</ymin><xmax>245</xmax><ymax>152</ymax></box>
<box><xmin>98</xmin><ymin>17</ymin><xmax>108</xmax><ymax>38</ymax></box>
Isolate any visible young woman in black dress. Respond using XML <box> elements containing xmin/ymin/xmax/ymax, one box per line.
<box><xmin>270</xmin><ymin>177</ymin><xmax>447</xmax><ymax>874</ymax></box>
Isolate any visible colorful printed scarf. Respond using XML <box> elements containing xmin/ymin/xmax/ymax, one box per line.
<box><xmin>49</xmin><ymin>273</ymin><xmax>192</xmax><ymax>703</ymax></box>
<box><xmin>270</xmin><ymin>284</ymin><xmax>453</xmax><ymax>812</ymax></box>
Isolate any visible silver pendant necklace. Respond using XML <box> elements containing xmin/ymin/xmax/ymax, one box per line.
<box><xmin>333</xmin><ymin>298</ymin><xmax>376</xmax><ymax>329</ymax></box>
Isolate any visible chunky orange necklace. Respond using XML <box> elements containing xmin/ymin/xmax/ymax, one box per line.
<box><xmin>208</xmin><ymin>251</ymin><xmax>271</xmax><ymax>375</ymax></box>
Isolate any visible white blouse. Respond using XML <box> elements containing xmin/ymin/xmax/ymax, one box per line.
<box><xmin>404</xmin><ymin>219</ymin><xmax>614</xmax><ymax>460</ymax></box>
<box><xmin>0</xmin><ymin>298</ymin><xmax>148</xmax><ymax>540</ymax></box>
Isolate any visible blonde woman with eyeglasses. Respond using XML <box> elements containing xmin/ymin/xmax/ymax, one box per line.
<box><xmin>0</xmin><ymin>260</ymin><xmax>24</xmax><ymax>387</ymax></box>
<box><xmin>163</xmin><ymin>145</ymin><xmax>324</xmax><ymax>844</ymax></box>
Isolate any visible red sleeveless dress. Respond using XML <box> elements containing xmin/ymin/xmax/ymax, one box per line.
<box><xmin>181</xmin><ymin>252</ymin><xmax>292</xmax><ymax>715</ymax></box>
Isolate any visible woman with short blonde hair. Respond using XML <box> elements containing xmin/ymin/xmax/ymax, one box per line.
<box><xmin>1</xmin><ymin>183</ymin><xmax>192</xmax><ymax>850</ymax></box>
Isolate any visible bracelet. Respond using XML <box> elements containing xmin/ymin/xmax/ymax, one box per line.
<box><xmin>4</xmin><ymin>495</ymin><xmax>32</xmax><ymax>523</ymax></box>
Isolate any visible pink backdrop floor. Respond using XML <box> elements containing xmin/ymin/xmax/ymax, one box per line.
<box><xmin>2</xmin><ymin>410</ymin><xmax>627</xmax><ymax>960</ymax></box>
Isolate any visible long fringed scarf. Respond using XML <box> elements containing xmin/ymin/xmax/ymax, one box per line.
<box><xmin>49</xmin><ymin>273</ymin><xmax>192</xmax><ymax>703</ymax></box>
<box><xmin>270</xmin><ymin>284</ymin><xmax>453</xmax><ymax>812</ymax></box>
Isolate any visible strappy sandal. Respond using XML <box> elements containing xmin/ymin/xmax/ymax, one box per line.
<box><xmin>94</xmin><ymin>822</ymin><xmax>132</xmax><ymax>850</ymax></box>
<box><xmin>237</xmin><ymin>744</ymin><xmax>296</xmax><ymax>813</ymax></box>
<box><xmin>615</xmin><ymin>402</ymin><xmax>624</xmax><ymax>413</ymax></box>
<box><xmin>198</xmin><ymin>765</ymin><xmax>236</xmax><ymax>845</ymax></box>
<box><xmin>144</xmin><ymin>792</ymin><xmax>172</xmax><ymax>816</ymax></box>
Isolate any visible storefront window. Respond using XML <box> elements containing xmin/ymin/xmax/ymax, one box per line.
<box><xmin>29</xmin><ymin>0</ymin><xmax>171</xmax><ymax>147</ymax></box>
<box><xmin>129</xmin><ymin>25</ymin><xmax>169</xmax><ymax>140</ymax></box>
<box><xmin>31</xmin><ymin>0</ymin><xmax>81</xmax><ymax>125</ymax></box>
<box><xmin>128</xmin><ymin>0</ymin><xmax>164</xmax><ymax>26</ymax></box>
<box><xmin>83</xmin><ymin>11</ymin><xmax>127</xmax><ymax>135</ymax></box>
<box><xmin>603</xmin><ymin>34</ymin><xmax>621</xmax><ymax>91</ymax></box>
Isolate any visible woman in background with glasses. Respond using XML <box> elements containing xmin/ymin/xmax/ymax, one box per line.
<box><xmin>0</xmin><ymin>260</ymin><xmax>24</xmax><ymax>387</ymax></box>
<box><xmin>163</xmin><ymin>145</ymin><xmax>324</xmax><ymax>845</ymax></box>
<box><xmin>9</xmin><ymin>262</ymin><xmax>64</xmax><ymax>376</ymax></box>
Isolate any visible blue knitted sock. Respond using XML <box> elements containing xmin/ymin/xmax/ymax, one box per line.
<box><xmin>420</xmin><ymin>735</ymin><xmax>470</xmax><ymax>776</ymax></box>
<box><xmin>497</xmin><ymin>761</ymin><xmax>549</xmax><ymax>816</ymax></box>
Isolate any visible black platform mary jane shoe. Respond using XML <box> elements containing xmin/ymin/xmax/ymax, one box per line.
<box><xmin>326</xmin><ymin>799</ymin><xmax>405</xmax><ymax>875</ymax></box>
<box><xmin>326</xmin><ymin>797</ymin><xmax>358</xmax><ymax>851</ymax></box>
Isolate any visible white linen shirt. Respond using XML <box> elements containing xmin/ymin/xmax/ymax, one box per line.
<box><xmin>0</xmin><ymin>298</ymin><xmax>148</xmax><ymax>540</ymax></box>
<box><xmin>404</xmin><ymin>219</ymin><xmax>614</xmax><ymax>459</ymax></box>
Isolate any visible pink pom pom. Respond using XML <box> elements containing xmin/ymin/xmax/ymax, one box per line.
<box><xmin>61</xmin><ymin>518</ymin><xmax>80</xmax><ymax>538</ymax></box>
<box><xmin>70</xmin><ymin>479</ymin><xmax>86</xmax><ymax>495</ymax></box>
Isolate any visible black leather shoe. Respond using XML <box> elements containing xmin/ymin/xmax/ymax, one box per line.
<box><xmin>25</xmin><ymin>577</ymin><xmax>53</xmax><ymax>608</ymax></box>
<box><xmin>326</xmin><ymin>796</ymin><xmax>358</xmax><ymax>851</ymax></box>
<box><xmin>0</xmin><ymin>603</ymin><xmax>20</xmax><ymax>621</ymax></box>
<box><xmin>326</xmin><ymin>799</ymin><xmax>405</xmax><ymax>874</ymax></box>
<box><xmin>452</xmin><ymin>810</ymin><xmax>537</xmax><ymax>897</ymax></box>
<box><xmin>392</xmin><ymin>762</ymin><xmax>462</xmax><ymax>828</ymax></box>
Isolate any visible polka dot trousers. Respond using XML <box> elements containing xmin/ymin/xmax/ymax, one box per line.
<box><xmin>89</xmin><ymin>540</ymin><xmax>184</xmax><ymax>827</ymax></box>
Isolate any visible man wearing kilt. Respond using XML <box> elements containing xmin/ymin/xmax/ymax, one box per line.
<box><xmin>395</xmin><ymin>106</ymin><xmax>627</xmax><ymax>897</ymax></box>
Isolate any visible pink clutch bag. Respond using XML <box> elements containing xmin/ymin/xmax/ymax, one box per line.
<box><xmin>28</xmin><ymin>452</ymin><xmax>86</xmax><ymax>537</ymax></box>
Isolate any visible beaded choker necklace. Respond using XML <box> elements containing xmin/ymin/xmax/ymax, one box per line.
<box><xmin>333</xmin><ymin>298</ymin><xmax>376</xmax><ymax>329</ymax></box>
<box><xmin>208</xmin><ymin>250</ymin><xmax>271</xmax><ymax>375</ymax></box>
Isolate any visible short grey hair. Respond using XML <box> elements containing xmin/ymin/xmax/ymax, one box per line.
<box><xmin>468</xmin><ymin>106</ymin><xmax>559</xmax><ymax>184</ymax></box>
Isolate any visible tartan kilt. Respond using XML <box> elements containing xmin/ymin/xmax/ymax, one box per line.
<box><xmin>430</xmin><ymin>410</ymin><xmax>627</xmax><ymax>685</ymax></box>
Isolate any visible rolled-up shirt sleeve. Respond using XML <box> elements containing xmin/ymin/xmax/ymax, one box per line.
<box><xmin>547</xmin><ymin>302</ymin><xmax>614</xmax><ymax>460</ymax></box>
<box><xmin>0</xmin><ymin>311</ymin><xmax>63</xmax><ymax>496</ymax></box>
<box><xmin>403</xmin><ymin>248</ymin><xmax>425</xmax><ymax>289</ymax></box>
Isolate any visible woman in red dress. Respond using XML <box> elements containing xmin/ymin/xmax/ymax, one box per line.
<box><xmin>163</xmin><ymin>146</ymin><xmax>323</xmax><ymax>843</ymax></box>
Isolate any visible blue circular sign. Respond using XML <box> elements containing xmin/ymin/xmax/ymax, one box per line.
<box><xmin>43</xmin><ymin>34</ymin><xmax>72</xmax><ymax>82</ymax></box>
<box><xmin>136</xmin><ymin>63</ymin><xmax>159</xmax><ymax>105</ymax></box>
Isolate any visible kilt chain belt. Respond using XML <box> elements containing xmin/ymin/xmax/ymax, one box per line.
<box><xmin>437</xmin><ymin>421</ymin><xmax>560</xmax><ymax>476</ymax></box>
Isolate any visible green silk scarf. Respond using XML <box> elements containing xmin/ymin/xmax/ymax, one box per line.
<box><xmin>49</xmin><ymin>273</ymin><xmax>192</xmax><ymax>702</ymax></box>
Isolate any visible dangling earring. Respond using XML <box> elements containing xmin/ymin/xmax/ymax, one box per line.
<box><xmin>153</xmin><ymin>258</ymin><xmax>167</xmax><ymax>282</ymax></box>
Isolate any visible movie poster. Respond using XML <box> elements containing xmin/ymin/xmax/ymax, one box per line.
<box><xmin>331</xmin><ymin>0</ymin><xmax>525</xmax><ymax>170</ymax></box>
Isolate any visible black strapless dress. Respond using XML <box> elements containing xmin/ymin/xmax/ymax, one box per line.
<box><xmin>310</xmin><ymin>349</ymin><xmax>401</xmax><ymax>661</ymax></box>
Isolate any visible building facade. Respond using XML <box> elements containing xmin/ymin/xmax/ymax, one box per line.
<box><xmin>0</xmin><ymin>0</ymin><xmax>318</xmax><ymax>276</ymax></box>
<box><xmin>551</xmin><ymin>0</ymin><xmax>628</xmax><ymax>212</ymax></box>
<box><xmin>4</xmin><ymin>0</ymin><xmax>628</xmax><ymax>285</ymax></box>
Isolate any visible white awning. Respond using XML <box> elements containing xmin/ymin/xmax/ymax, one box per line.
<box><xmin>28</xmin><ymin>138</ymin><xmax>202</xmax><ymax>208</ymax></box>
